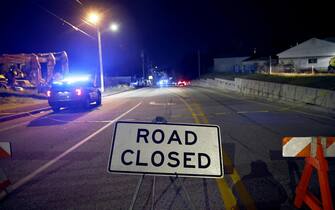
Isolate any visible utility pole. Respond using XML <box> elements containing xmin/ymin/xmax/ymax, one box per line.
<box><xmin>269</xmin><ymin>56</ymin><xmax>272</xmax><ymax>75</ymax></box>
<box><xmin>197</xmin><ymin>49</ymin><xmax>201</xmax><ymax>78</ymax></box>
<box><xmin>141</xmin><ymin>50</ymin><xmax>145</xmax><ymax>79</ymax></box>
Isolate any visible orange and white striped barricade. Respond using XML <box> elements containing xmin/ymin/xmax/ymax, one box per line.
<box><xmin>282</xmin><ymin>137</ymin><xmax>334</xmax><ymax>210</ymax></box>
<box><xmin>0</xmin><ymin>142</ymin><xmax>11</xmax><ymax>192</ymax></box>
<box><xmin>0</xmin><ymin>142</ymin><xmax>11</xmax><ymax>158</ymax></box>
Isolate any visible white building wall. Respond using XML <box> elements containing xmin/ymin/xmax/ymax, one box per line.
<box><xmin>280</xmin><ymin>56</ymin><xmax>332</xmax><ymax>71</ymax></box>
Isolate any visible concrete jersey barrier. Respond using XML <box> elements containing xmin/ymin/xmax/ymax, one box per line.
<box><xmin>194</xmin><ymin>78</ymin><xmax>335</xmax><ymax>110</ymax></box>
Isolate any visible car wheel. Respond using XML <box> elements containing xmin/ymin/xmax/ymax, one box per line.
<box><xmin>51</xmin><ymin>106</ymin><xmax>60</xmax><ymax>112</ymax></box>
<box><xmin>96</xmin><ymin>93</ymin><xmax>102</xmax><ymax>106</ymax></box>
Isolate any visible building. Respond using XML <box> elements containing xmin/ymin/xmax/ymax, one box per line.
<box><xmin>241</xmin><ymin>56</ymin><xmax>278</xmax><ymax>73</ymax></box>
<box><xmin>213</xmin><ymin>57</ymin><xmax>249</xmax><ymax>73</ymax></box>
<box><xmin>214</xmin><ymin>55</ymin><xmax>278</xmax><ymax>73</ymax></box>
<box><xmin>277</xmin><ymin>38</ymin><xmax>335</xmax><ymax>72</ymax></box>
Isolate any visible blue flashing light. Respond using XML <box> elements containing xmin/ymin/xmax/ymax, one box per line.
<box><xmin>62</xmin><ymin>75</ymin><xmax>90</xmax><ymax>83</ymax></box>
<box><xmin>52</xmin><ymin>81</ymin><xmax>63</xmax><ymax>85</ymax></box>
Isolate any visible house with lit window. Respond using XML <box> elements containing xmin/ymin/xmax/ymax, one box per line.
<box><xmin>277</xmin><ymin>38</ymin><xmax>335</xmax><ymax>72</ymax></box>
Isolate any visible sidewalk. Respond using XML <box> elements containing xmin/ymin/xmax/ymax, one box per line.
<box><xmin>0</xmin><ymin>98</ymin><xmax>49</xmax><ymax>122</ymax></box>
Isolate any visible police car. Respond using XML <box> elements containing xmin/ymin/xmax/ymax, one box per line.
<box><xmin>47</xmin><ymin>76</ymin><xmax>101</xmax><ymax>112</ymax></box>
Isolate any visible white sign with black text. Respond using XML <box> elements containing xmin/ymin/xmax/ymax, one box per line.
<box><xmin>108</xmin><ymin>121</ymin><xmax>223</xmax><ymax>178</ymax></box>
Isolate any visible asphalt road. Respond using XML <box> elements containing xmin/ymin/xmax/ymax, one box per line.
<box><xmin>0</xmin><ymin>86</ymin><xmax>335</xmax><ymax>210</ymax></box>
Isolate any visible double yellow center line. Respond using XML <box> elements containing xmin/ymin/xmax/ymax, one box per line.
<box><xmin>174</xmin><ymin>91</ymin><xmax>257</xmax><ymax>210</ymax></box>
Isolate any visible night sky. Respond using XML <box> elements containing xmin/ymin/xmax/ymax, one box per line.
<box><xmin>0</xmin><ymin>0</ymin><xmax>333</xmax><ymax>78</ymax></box>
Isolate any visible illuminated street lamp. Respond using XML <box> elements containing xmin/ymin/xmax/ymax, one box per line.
<box><xmin>86</xmin><ymin>11</ymin><xmax>105</xmax><ymax>92</ymax></box>
<box><xmin>87</xmin><ymin>12</ymin><xmax>101</xmax><ymax>25</ymax></box>
<box><xmin>109</xmin><ymin>23</ymin><xmax>119</xmax><ymax>32</ymax></box>
<box><xmin>85</xmin><ymin>11</ymin><xmax>119</xmax><ymax>92</ymax></box>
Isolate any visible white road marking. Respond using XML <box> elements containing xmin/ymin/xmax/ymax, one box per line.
<box><xmin>1</xmin><ymin>102</ymin><xmax>142</xmax><ymax>199</ymax></box>
<box><xmin>215</xmin><ymin>112</ymin><xmax>226</xmax><ymax>115</ymax></box>
<box><xmin>237</xmin><ymin>110</ymin><xmax>269</xmax><ymax>114</ymax></box>
<box><xmin>149</xmin><ymin>101</ymin><xmax>176</xmax><ymax>106</ymax></box>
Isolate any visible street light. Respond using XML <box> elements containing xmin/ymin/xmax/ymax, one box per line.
<box><xmin>86</xmin><ymin>11</ymin><xmax>105</xmax><ymax>92</ymax></box>
<box><xmin>109</xmin><ymin>23</ymin><xmax>119</xmax><ymax>32</ymax></box>
<box><xmin>87</xmin><ymin>12</ymin><xmax>101</xmax><ymax>25</ymax></box>
<box><xmin>85</xmin><ymin>11</ymin><xmax>119</xmax><ymax>93</ymax></box>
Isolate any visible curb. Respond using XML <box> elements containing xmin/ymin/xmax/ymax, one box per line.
<box><xmin>0</xmin><ymin>107</ymin><xmax>51</xmax><ymax>123</ymax></box>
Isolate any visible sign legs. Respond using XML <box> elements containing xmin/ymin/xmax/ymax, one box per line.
<box><xmin>174</xmin><ymin>175</ymin><xmax>197</xmax><ymax>210</ymax></box>
<box><xmin>129</xmin><ymin>174</ymin><xmax>145</xmax><ymax>210</ymax></box>
<box><xmin>151</xmin><ymin>176</ymin><xmax>156</xmax><ymax>210</ymax></box>
<box><xmin>128</xmin><ymin>175</ymin><xmax>197</xmax><ymax>210</ymax></box>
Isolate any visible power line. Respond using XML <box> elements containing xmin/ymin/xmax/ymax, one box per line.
<box><xmin>35</xmin><ymin>3</ymin><xmax>95</xmax><ymax>40</ymax></box>
<box><xmin>75</xmin><ymin>0</ymin><xmax>83</xmax><ymax>5</ymax></box>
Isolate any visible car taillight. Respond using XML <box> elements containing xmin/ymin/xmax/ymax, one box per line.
<box><xmin>75</xmin><ymin>88</ymin><xmax>82</xmax><ymax>96</ymax></box>
<box><xmin>46</xmin><ymin>90</ymin><xmax>51</xmax><ymax>97</ymax></box>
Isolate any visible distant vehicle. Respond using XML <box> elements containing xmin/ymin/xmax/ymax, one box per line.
<box><xmin>177</xmin><ymin>80</ymin><xmax>190</xmax><ymax>87</ymax></box>
<box><xmin>0</xmin><ymin>83</ymin><xmax>9</xmax><ymax>89</ymax></box>
<box><xmin>47</xmin><ymin>76</ymin><xmax>101</xmax><ymax>112</ymax></box>
<box><xmin>0</xmin><ymin>74</ymin><xmax>8</xmax><ymax>89</ymax></box>
<box><xmin>15</xmin><ymin>79</ymin><xmax>36</xmax><ymax>89</ymax></box>
<box><xmin>157</xmin><ymin>79</ymin><xmax>169</xmax><ymax>87</ymax></box>
<box><xmin>157</xmin><ymin>77</ymin><xmax>176</xmax><ymax>87</ymax></box>
<box><xmin>130</xmin><ymin>78</ymin><xmax>149</xmax><ymax>88</ymax></box>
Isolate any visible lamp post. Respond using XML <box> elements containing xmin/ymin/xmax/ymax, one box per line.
<box><xmin>86</xmin><ymin>12</ymin><xmax>119</xmax><ymax>92</ymax></box>
<box><xmin>86</xmin><ymin>12</ymin><xmax>105</xmax><ymax>92</ymax></box>
<box><xmin>97</xmin><ymin>28</ymin><xmax>104</xmax><ymax>92</ymax></box>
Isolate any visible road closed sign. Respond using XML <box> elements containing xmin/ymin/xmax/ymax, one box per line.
<box><xmin>108</xmin><ymin>121</ymin><xmax>223</xmax><ymax>178</ymax></box>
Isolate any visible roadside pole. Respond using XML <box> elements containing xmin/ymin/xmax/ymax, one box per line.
<box><xmin>97</xmin><ymin>27</ymin><xmax>104</xmax><ymax>93</ymax></box>
<box><xmin>197</xmin><ymin>49</ymin><xmax>201</xmax><ymax>78</ymax></box>
<box><xmin>141</xmin><ymin>50</ymin><xmax>145</xmax><ymax>79</ymax></box>
<box><xmin>269</xmin><ymin>56</ymin><xmax>272</xmax><ymax>74</ymax></box>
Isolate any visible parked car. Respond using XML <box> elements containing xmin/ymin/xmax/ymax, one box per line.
<box><xmin>177</xmin><ymin>80</ymin><xmax>190</xmax><ymax>87</ymax></box>
<box><xmin>47</xmin><ymin>76</ymin><xmax>101</xmax><ymax>112</ymax></box>
<box><xmin>15</xmin><ymin>79</ymin><xmax>36</xmax><ymax>89</ymax></box>
<box><xmin>131</xmin><ymin>78</ymin><xmax>150</xmax><ymax>88</ymax></box>
<box><xmin>0</xmin><ymin>74</ymin><xmax>8</xmax><ymax>89</ymax></box>
<box><xmin>0</xmin><ymin>83</ymin><xmax>9</xmax><ymax>89</ymax></box>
